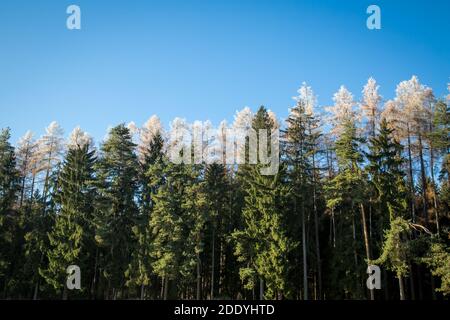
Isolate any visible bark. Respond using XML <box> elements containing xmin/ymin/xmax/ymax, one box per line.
<box><xmin>302</xmin><ymin>198</ymin><xmax>308</xmax><ymax>300</ymax></box>
<box><xmin>417</xmin><ymin>133</ymin><xmax>428</xmax><ymax>225</ymax></box>
<box><xmin>406</xmin><ymin>127</ymin><xmax>416</xmax><ymax>223</ymax></box>
<box><xmin>398</xmin><ymin>276</ymin><xmax>405</xmax><ymax>300</ymax></box>
<box><xmin>211</xmin><ymin>226</ymin><xmax>216</xmax><ymax>299</ymax></box>
<box><xmin>360</xmin><ymin>203</ymin><xmax>374</xmax><ymax>300</ymax></box>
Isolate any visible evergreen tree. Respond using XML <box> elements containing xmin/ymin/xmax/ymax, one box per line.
<box><xmin>284</xmin><ymin>86</ymin><xmax>322</xmax><ymax>299</ymax></box>
<box><xmin>233</xmin><ymin>107</ymin><xmax>292</xmax><ymax>299</ymax></box>
<box><xmin>126</xmin><ymin>127</ymin><xmax>165</xmax><ymax>299</ymax></box>
<box><xmin>95</xmin><ymin>124</ymin><xmax>139</xmax><ymax>298</ymax></box>
<box><xmin>41</xmin><ymin>129</ymin><xmax>97</xmax><ymax>299</ymax></box>
<box><xmin>324</xmin><ymin>120</ymin><xmax>369</xmax><ymax>299</ymax></box>
<box><xmin>367</xmin><ymin>118</ymin><xmax>408</xmax><ymax>223</ymax></box>
<box><xmin>0</xmin><ymin>128</ymin><xmax>20</xmax><ymax>295</ymax></box>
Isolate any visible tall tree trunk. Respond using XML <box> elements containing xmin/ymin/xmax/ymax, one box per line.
<box><xmin>259</xmin><ymin>278</ymin><xmax>264</xmax><ymax>300</ymax></box>
<box><xmin>417</xmin><ymin>133</ymin><xmax>428</xmax><ymax>225</ymax></box>
<box><xmin>398</xmin><ymin>276</ymin><xmax>405</xmax><ymax>300</ymax></box>
<box><xmin>140</xmin><ymin>284</ymin><xmax>145</xmax><ymax>300</ymax></box>
<box><xmin>406</xmin><ymin>127</ymin><xmax>416</xmax><ymax>223</ymax></box>
<box><xmin>197</xmin><ymin>254</ymin><xmax>201</xmax><ymax>300</ymax></box>
<box><xmin>429</xmin><ymin>145</ymin><xmax>439</xmax><ymax>233</ymax></box>
<box><xmin>301</xmin><ymin>198</ymin><xmax>308</xmax><ymax>300</ymax></box>
<box><xmin>331</xmin><ymin>208</ymin><xmax>336</xmax><ymax>248</ymax></box>
<box><xmin>211</xmin><ymin>226</ymin><xmax>215</xmax><ymax>300</ymax></box>
<box><xmin>360</xmin><ymin>203</ymin><xmax>374</xmax><ymax>300</ymax></box>
<box><xmin>311</xmin><ymin>148</ymin><xmax>322</xmax><ymax>300</ymax></box>
<box><xmin>163</xmin><ymin>278</ymin><xmax>169</xmax><ymax>300</ymax></box>
<box><xmin>409</xmin><ymin>265</ymin><xmax>416</xmax><ymax>300</ymax></box>
<box><xmin>91</xmin><ymin>248</ymin><xmax>99</xmax><ymax>299</ymax></box>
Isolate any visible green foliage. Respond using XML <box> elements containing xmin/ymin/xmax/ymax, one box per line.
<box><xmin>422</xmin><ymin>241</ymin><xmax>450</xmax><ymax>296</ymax></box>
<box><xmin>95</xmin><ymin>124</ymin><xmax>139</xmax><ymax>290</ymax></box>
<box><xmin>40</xmin><ymin>143</ymin><xmax>97</xmax><ymax>297</ymax></box>
<box><xmin>372</xmin><ymin>217</ymin><xmax>412</xmax><ymax>278</ymax></box>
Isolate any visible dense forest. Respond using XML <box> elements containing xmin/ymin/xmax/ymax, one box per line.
<box><xmin>0</xmin><ymin>76</ymin><xmax>449</xmax><ymax>300</ymax></box>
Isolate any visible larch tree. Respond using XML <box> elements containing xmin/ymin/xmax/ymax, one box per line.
<box><xmin>326</xmin><ymin>85</ymin><xmax>357</xmax><ymax>137</ymax></box>
<box><xmin>15</xmin><ymin>131</ymin><xmax>38</xmax><ymax>208</ymax></box>
<box><xmin>35</xmin><ymin>121</ymin><xmax>65</xmax><ymax>206</ymax></box>
<box><xmin>360</xmin><ymin>77</ymin><xmax>382</xmax><ymax>138</ymax></box>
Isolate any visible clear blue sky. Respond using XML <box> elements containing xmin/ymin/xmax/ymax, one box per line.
<box><xmin>0</xmin><ymin>0</ymin><xmax>449</xmax><ymax>143</ymax></box>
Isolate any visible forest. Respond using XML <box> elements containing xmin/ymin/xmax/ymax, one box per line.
<box><xmin>0</xmin><ymin>76</ymin><xmax>449</xmax><ymax>300</ymax></box>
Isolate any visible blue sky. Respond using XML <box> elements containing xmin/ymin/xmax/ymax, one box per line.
<box><xmin>0</xmin><ymin>0</ymin><xmax>449</xmax><ymax>143</ymax></box>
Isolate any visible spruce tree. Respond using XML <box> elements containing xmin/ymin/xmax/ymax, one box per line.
<box><xmin>0</xmin><ymin>128</ymin><xmax>20</xmax><ymax>296</ymax></box>
<box><xmin>284</xmin><ymin>94</ymin><xmax>321</xmax><ymax>299</ymax></box>
<box><xmin>126</xmin><ymin>130</ymin><xmax>164</xmax><ymax>299</ymax></box>
<box><xmin>41</xmin><ymin>134</ymin><xmax>97</xmax><ymax>299</ymax></box>
<box><xmin>324</xmin><ymin>120</ymin><xmax>369</xmax><ymax>299</ymax></box>
<box><xmin>95</xmin><ymin>124</ymin><xmax>139</xmax><ymax>298</ymax></box>
<box><xmin>233</xmin><ymin>106</ymin><xmax>292</xmax><ymax>299</ymax></box>
<box><xmin>367</xmin><ymin>119</ymin><xmax>408</xmax><ymax>223</ymax></box>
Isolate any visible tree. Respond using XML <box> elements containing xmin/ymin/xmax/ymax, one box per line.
<box><xmin>41</xmin><ymin>127</ymin><xmax>97</xmax><ymax>299</ymax></box>
<box><xmin>35</xmin><ymin>122</ymin><xmax>65</xmax><ymax>206</ymax></box>
<box><xmin>324</xmin><ymin>120</ymin><xmax>370</xmax><ymax>299</ymax></box>
<box><xmin>0</xmin><ymin>128</ymin><xmax>20</xmax><ymax>295</ymax></box>
<box><xmin>233</xmin><ymin>107</ymin><xmax>292</xmax><ymax>300</ymax></box>
<box><xmin>15</xmin><ymin>131</ymin><xmax>38</xmax><ymax>208</ymax></box>
<box><xmin>360</xmin><ymin>77</ymin><xmax>382</xmax><ymax>138</ymax></box>
<box><xmin>326</xmin><ymin>86</ymin><xmax>357</xmax><ymax>136</ymax></box>
<box><xmin>367</xmin><ymin>118</ymin><xmax>408</xmax><ymax>223</ymax></box>
<box><xmin>126</xmin><ymin>119</ymin><xmax>165</xmax><ymax>299</ymax></box>
<box><xmin>422</xmin><ymin>241</ymin><xmax>450</xmax><ymax>296</ymax></box>
<box><xmin>284</xmin><ymin>83</ymin><xmax>322</xmax><ymax>299</ymax></box>
<box><xmin>95</xmin><ymin>124</ymin><xmax>139</xmax><ymax>299</ymax></box>
<box><xmin>203</xmin><ymin>163</ymin><xmax>230</xmax><ymax>299</ymax></box>
<box><xmin>372</xmin><ymin>217</ymin><xmax>414</xmax><ymax>300</ymax></box>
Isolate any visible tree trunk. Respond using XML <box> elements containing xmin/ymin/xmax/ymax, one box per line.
<box><xmin>163</xmin><ymin>278</ymin><xmax>169</xmax><ymax>300</ymax></box>
<box><xmin>417</xmin><ymin>133</ymin><xmax>428</xmax><ymax>225</ymax></box>
<box><xmin>406</xmin><ymin>127</ymin><xmax>416</xmax><ymax>223</ymax></box>
<box><xmin>398</xmin><ymin>276</ymin><xmax>405</xmax><ymax>300</ymax></box>
<box><xmin>197</xmin><ymin>254</ymin><xmax>201</xmax><ymax>300</ymax></box>
<box><xmin>140</xmin><ymin>284</ymin><xmax>145</xmax><ymax>300</ymax></box>
<box><xmin>429</xmin><ymin>145</ymin><xmax>440</xmax><ymax>233</ymax></box>
<box><xmin>311</xmin><ymin>148</ymin><xmax>322</xmax><ymax>300</ymax></box>
<box><xmin>259</xmin><ymin>278</ymin><xmax>264</xmax><ymax>300</ymax></box>
<box><xmin>301</xmin><ymin>198</ymin><xmax>308</xmax><ymax>300</ymax></box>
<box><xmin>211</xmin><ymin>226</ymin><xmax>215</xmax><ymax>300</ymax></box>
<box><xmin>360</xmin><ymin>203</ymin><xmax>374</xmax><ymax>300</ymax></box>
